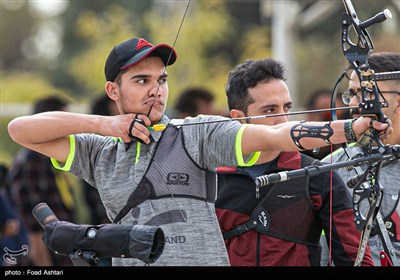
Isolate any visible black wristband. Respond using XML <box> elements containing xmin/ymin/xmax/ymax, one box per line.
<box><xmin>344</xmin><ymin>118</ymin><xmax>357</xmax><ymax>143</ymax></box>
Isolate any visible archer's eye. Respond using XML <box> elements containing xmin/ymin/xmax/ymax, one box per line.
<box><xmin>158</xmin><ymin>78</ymin><xmax>167</xmax><ymax>85</ymax></box>
<box><xmin>284</xmin><ymin>105</ymin><xmax>292</xmax><ymax>112</ymax></box>
<box><xmin>340</xmin><ymin>90</ymin><xmax>360</xmax><ymax>105</ymax></box>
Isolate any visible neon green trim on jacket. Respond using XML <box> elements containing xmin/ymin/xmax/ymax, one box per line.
<box><xmin>235</xmin><ymin>124</ymin><xmax>260</xmax><ymax>167</ymax></box>
<box><xmin>51</xmin><ymin>135</ymin><xmax>75</xmax><ymax>171</ymax></box>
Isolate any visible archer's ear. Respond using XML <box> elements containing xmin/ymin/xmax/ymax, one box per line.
<box><xmin>105</xmin><ymin>81</ymin><xmax>118</xmax><ymax>101</ymax></box>
<box><xmin>396</xmin><ymin>94</ymin><xmax>400</xmax><ymax>112</ymax></box>
<box><xmin>230</xmin><ymin>109</ymin><xmax>245</xmax><ymax>119</ymax></box>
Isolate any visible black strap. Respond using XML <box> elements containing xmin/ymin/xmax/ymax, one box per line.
<box><xmin>222</xmin><ymin>156</ymin><xmax>319</xmax><ymax>239</ymax></box>
<box><xmin>223</xmin><ymin>178</ymin><xmax>278</xmax><ymax>240</ymax></box>
<box><xmin>223</xmin><ymin>220</ymin><xmax>259</xmax><ymax>239</ymax></box>
<box><xmin>113</xmin><ymin>178</ymin><xmax>152</xmax><ymax>224</ymax></box>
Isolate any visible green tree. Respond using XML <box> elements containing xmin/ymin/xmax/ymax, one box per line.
<box><xmin>66</xmin><ymin>1</ymin><xmax>250</xmax><ymax>110</ymax></box>
<box><xmin>2</xmin><ymin>0</ymin><xmax>398</xmax><ymax>165</ymax></box>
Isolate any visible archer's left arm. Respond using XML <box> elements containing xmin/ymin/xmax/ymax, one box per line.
<box><xmin>241</xmin><ymin>117</ymin><xmax>391</xmax><ymax>155</ymax></box>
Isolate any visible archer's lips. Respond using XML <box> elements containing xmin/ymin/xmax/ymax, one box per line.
<box><xmin>148</xmin><ymin>101</ymin><xmax>164</xmax><ymax>108</ymax></box>
<box><xmin>144</xmin><ymin>98</ymin><xmax>164</xmax><ymax>106</ymax></box>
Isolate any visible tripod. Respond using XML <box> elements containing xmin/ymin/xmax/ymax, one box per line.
<box><xmin>70</xmin><ymin>250</ymin><xmax>99</xmax><ymax>266</ymax></box>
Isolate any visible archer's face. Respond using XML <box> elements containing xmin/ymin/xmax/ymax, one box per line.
<box><xmin>244</xmin><ymin>79</ymin><xmax>292</xmax><ymax>126</ymax></box>
<box><xmin>348</xmin><ymin>70</ymin><xmax>400</xmax><ymax>145</ymax></box>
<box><xmin>348</xmin><ymin>71</ymin><xmax>398</xmax><ymax>121</ymax></box>
<box><xmin>107</xmin><ymin>57</ymin><xmax>169</xmax><ymax>123</ymax></box>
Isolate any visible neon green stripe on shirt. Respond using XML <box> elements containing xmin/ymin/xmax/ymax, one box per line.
<box><xmin>51</xmin><ymin>135</ymin><xmax>75</xmax><ymax>171</ymax></box>
<box><xmin>235</xmin><ymin>124</ymin><xmax>260</xmax><ymax>167</ymax></box>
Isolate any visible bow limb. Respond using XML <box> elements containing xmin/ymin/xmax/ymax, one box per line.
<box><xmin>339</xmin><ymin>0</ymin><xmax>380</xmax><ymax>266</ymax></box>
<box><xmin>341</xmin><ymin>0</ymin><xmax>391</xmax><ymax>150</ymax></box>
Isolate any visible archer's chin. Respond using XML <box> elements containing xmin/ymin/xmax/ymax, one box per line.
<box><xmin>149</xmin><ymin>111</ymin><xmax>164</xmax><ymax>123</ymax></box>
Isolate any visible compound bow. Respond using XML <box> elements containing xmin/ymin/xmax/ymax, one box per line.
<box><xmin>335</xmin><ymin>0</ymin><xmax>398</xmax><ymax>266</ymax></box>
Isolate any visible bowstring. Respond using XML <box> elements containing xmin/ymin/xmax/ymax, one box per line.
<box><xmin>146</xmin><ymin>0</ymin><xmax>213</xmax><ymax>266</ymax></box>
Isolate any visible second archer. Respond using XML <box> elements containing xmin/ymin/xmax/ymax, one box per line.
<box><xmin>215</xmin><ymin>58</ymin><xmax>374</xmax><ymax>266</ymax></box>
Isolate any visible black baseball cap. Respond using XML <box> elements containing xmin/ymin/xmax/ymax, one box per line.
<box><xmin>105</xmin><ymin>37</ymin><xmax>177</xmax><ymax>82</ymax></box>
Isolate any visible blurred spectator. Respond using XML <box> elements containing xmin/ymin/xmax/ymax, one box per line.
<box><xmin>173</xmin><ymin>87</ymin><xmax>220</xmax><ymax>118</ymax></box>
<box><xmin>0</xmin><ymin>163</ymin><xmax>12</xmax><ymax>199</ymax></box>
<box><xmin>1</xmin><ymin>163</ymin><xmax>30</xmax><ymax>266</ymax></box>
<box><xmin>91</xmin><ymin>93</ymin><xmax>119</xmax><ymax>117</ymax></box>
<box><xmin>305</xmin><ymin>88</ymin><xmax>350</xmax><ymax>121</ymax></box>
<box><xmin>303</xmin><ymin>88</ymin><xmax>350</xmax><ymax>159</ymax></box>
<box><xmin>305</xmin><ymin>89</ymin><xmax>333</xmax><ymax>122</ymax></box>
<box><xmin>83</xmin><ymin>95</ymin><xmax>115</xmax><ymax>225</ymax></box>
<box><xmin>6</xmin><ymin>95</ymin><xmax>79</xmax><ymax>266</ymax></box>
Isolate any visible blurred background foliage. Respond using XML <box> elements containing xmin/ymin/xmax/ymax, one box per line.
<box><xmin>1</xmin><ymin>0</ymin><xmax>399</xmax><ymax>165</ymax></box>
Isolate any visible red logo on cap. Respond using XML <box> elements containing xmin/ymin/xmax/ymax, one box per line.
<box><xmin>136</xmin><ymin>38</ymin><xmax>153</xmax><ymax>50</ymax></box>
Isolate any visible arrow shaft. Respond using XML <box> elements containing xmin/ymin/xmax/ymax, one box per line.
<box><xmin>173</xmin><ymin>105</ymin><xmax>358</xmax><ymax>127</ymax></box>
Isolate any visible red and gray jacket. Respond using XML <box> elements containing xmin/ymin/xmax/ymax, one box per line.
<box><xmin>215</xmin><ymin>151</ymin><xmax>374</xmax><ymax>266</ymax></box>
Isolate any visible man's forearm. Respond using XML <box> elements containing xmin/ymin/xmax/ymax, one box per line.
<box><xmin>8</xmin><ymin>112</ymin><xmax>108</xmax><ymax>145</ymax></box>
<box><xmin>241</xmin><ymin>117</ymin><xmax>389</xmax><ymax>154</ymax></box>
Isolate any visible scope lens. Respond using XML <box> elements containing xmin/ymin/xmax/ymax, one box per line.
<box><xmin>32</xmin><ymin>203</ymin><xmax>60</xmax><ymax>228</ymax></box>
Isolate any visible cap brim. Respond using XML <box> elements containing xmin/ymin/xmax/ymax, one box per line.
<box><xmin>121</xmin><ymin>44</ymin><xmax>177</xmax><ymax>70</ymax></box>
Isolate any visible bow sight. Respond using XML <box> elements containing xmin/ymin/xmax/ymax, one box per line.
<box><xmin>341</xmin><ymin>0</ymin><xmax>396</xmax><ymax>151</ymax></box>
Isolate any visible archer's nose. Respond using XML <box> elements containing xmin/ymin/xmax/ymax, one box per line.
<box><xmin>348</xmin><ymin>94</ymin><xmax>359</xmax><ymax>107</ymax></box>
<box><xmin>275</xmin><ymin>109</ymin><xmax>289</xmax><ymax>125</ymax></box>
<box><xmin>149</xmin><ymin>83</ymin><xmax>164</xmax><ymax>97</ymax></box>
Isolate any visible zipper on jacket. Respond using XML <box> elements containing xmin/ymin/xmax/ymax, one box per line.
<box><xmin>255</xmin><ymin>185</ymin><xmax>260</xmax><ymax>199</ymax></box>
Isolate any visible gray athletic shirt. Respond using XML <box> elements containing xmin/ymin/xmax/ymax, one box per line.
<box><xmin>52</xmin><ymin>115</ymin><xmax>259</xmax><ymax>266</ymax></box>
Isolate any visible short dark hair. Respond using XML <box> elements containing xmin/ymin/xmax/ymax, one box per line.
<box><xmin>225</xmin><ymin>58</ymin><xmax>287</xmax><ymax>113</ymax></box>
<box><xmin>33</xmin><ymin>96</ymin><xmax>68</xmax><ymax>114</ymax></box>
<box><xmin>174</xmin><ymin>87</ymin><xmax>215</xmax><ymax>116</ymax></box>
<box><xmin>368</xmin><ymin>52</ymin><xmax>400</xmax><ymax>73</ymax></box>
<box><xmin>346</xmin><ymin>52</ymin><xmax>400</xmax><ymax>85</ymax></box>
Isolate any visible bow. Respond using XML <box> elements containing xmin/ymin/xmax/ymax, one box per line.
<box><xmin>331</xmin><ymin>0</ymin><xmax>398</xmax><ymax>266</ymax></box>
